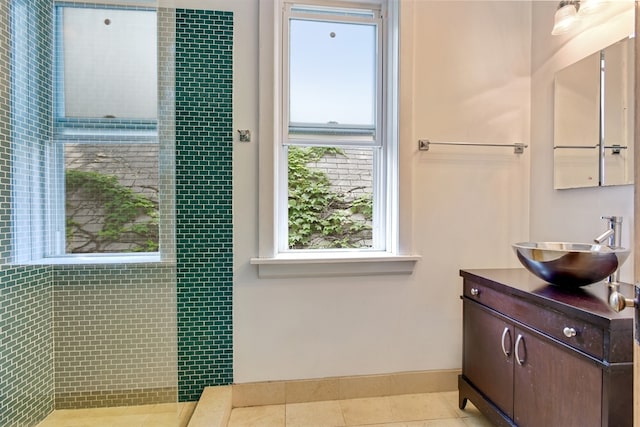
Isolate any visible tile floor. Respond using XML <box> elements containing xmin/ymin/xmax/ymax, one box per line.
<box><xmin>35</xmin><ymin>402</ymin><xmax>196</xmax><ymax>427</ymax></box>
<box><xmin>34</xmin><ymin>391</ymin><xmax>493</xmax><ymax>427</ymax></box>
<box><xmin>227</xmin><ymin>391</ymin><xmax>494</xmax><ymax>427</ymax></box>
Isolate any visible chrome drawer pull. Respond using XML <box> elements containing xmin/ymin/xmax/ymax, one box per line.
<box><xmin>563</xmin><ymin>327</ymin><xmax>577</xmax><ymax>338</ymax></box>
<box><xmin>470</xmin><ymin>288</ymin><xmax>480</xmax><ymax>296</ymax></box>
<box><xmin>501</xmin><ymin>327</ymin><xmax>512</xmax><ymax>357</ymax></box>
<box><xmin>515</xmin><ymin>334</ymin><xmax>525</xmax><ymax>366</ymax></box>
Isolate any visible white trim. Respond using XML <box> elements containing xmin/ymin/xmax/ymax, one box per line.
<box><xmin>257</xmin><ymin>0</ymin><xmax>415</xmax><ymax>274</ymax></box>
<box><xmin>250</xmin><ymin>252</ymin><xmax>420</xmax><ymax>278</ymax></box>
<box><xmin>19</xmin><ymin>253</ymin><xmax>162</xmax><ymax>265</ymax></box>
<box><xmin>396</xmin><ymin>0</ymin><xmax>412</xmax><ymax>255</ymax></box>
<box><xmin>258</xmin><ymin>0</ymin><xmax>279</xmax><ymax>258</ymax></box>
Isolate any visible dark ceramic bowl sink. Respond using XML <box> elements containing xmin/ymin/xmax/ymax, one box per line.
<box><xmin>512</xmin><ymin>242</ymin><xmax>630</xmax><ymax>287</ymax></box>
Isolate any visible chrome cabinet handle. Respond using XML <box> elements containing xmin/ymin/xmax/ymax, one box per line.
<box><xmin>515</xmin><ymin>334</ymin><xmax>525</xmax><ymax>366</ymax></box>
<box><xmin>563</xmin><ymin>327</ymin><xmax>577</xmax><ymax>338</ymax></box>
<box><xmin>470</xmin><ymin>288</ymin><xmax>480</xmax><ymax>296</ymax></box>
<box><xmin>501</xmin><ymin>327</ymin><xmax>512</xmax><ymax>357</ymax></box>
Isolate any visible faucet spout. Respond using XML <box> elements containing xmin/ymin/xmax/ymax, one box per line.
<box><xmin>594</xmin><ymin>229</ymin><xmax>615</xmax><ymax>244</ymax></box>
<box><xmin>596</xmin><ymin>215</ymin><xmax>623</xmax><ymax>284</ymax></box>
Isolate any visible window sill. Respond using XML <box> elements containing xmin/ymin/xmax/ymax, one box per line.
<box><xmin>250</xmin><ymin>253</ymin><xmax>421</xmax><ymax>278</ymax></box>
<box><xmin>21</xmin><ymin>253</ymin><xmax>162</xmax><ymax>266</ymax></box>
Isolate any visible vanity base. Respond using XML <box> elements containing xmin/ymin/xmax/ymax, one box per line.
<box><xmin>459</xmin><ymin>268</ymin><xmax>633</xmax><ymax>427</ymax></box>
<box><xmin>458</xmin><ymin>375</ymin><xmax>516</xmax><ymax>427</ymax></box>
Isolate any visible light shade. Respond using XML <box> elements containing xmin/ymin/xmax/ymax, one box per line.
<box><xmin>578</xmin><ymin>0</ymin><xmax>606</xmax><ymax>16</ymax></box>
<box><xmin>551</xmin><ymin>1</ymin><xmax>580</xmax><ymax>35</ymax></box>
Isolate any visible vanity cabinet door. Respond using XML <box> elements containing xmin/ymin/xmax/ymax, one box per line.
<box><xmin>463</xmin><ymin>301</ymin><xmax>514</xmax><ymax>419</ymax></box>
<box><xmin>513</xmin><ymin>327</ymin><xmax>602</xmax><ymax>427</ymax></box>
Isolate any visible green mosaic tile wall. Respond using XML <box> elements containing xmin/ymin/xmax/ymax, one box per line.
<box><xmin>0</xmin><ymin>0</ymin><xmax>11</xmax><ymax>264</ymax></box>
<box><xmin>1</xmin><ymin>1</ymin><xmax>55</xmax><ymax>426</ymax></box>
<box><xmin>49</xmin><ymin>8</ymin><xmax>179</xmax><ymax>410</ymax></box>
<box><xmin>175</xmin><ymin>9</ymin><xmax>234</xmax><ymax>401</ymax></box>
<box><xmin>53</xmin><ymin>264</ymin><xmax>177</xmax><ymax>409</ymax></box>
<box><xmin>0</xmin><ymin>266</ymin><xmax>54</xmax><ymax>427</ymax></box>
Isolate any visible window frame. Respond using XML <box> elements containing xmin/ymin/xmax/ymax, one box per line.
<box><xmin>252</xmin><ymin>0</ymin><xmax>418</xmax><ymax>277</ymax></box>
<box><xmin>279</xmin><ymin>2</ymin><xmax>385</xmax><ymax>253</ymax></box>
<box><xmin>48</xmin><ymin>2</ymin><xmax>160</xmax><ymax>260</ymax></box>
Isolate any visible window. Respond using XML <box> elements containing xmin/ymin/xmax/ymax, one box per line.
<box><xmin>52</xmin><ymin>4</ymin><xmax>159</xmax><ymax>256</ymax></box>
<box><xmin>10</xmin><ymin>3</ymin><xmax>160</xmax><ymax>263</ymax></box>
<box><xmin>252</xmin><ymin>0</ymin><xmax>418</xmax><ymax>276</ymax></box>
<box><xmin>281</xmin><ymin>2</ymin><xmax>387</xmax><ymax>252</ymax></box>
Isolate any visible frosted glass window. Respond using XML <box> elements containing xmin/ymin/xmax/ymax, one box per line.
<box><xmin>61</xmin><ymin>7</ymin><xmax>157</xmax><ymax>119</ymax></box>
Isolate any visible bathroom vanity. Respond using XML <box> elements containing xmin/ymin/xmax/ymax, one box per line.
<box><xmin>458</xmin><ymin>268</ymin><xmax>633</xmax><ymax>427</ymax></box>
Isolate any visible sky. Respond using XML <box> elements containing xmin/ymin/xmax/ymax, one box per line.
<box><xmin>289</xmin><ymin>18</ymin><xmax>377</xmax><ymax>127</ymax></box>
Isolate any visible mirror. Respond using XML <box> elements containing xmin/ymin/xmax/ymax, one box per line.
<box><xmin>553</xmin><ymin>37</ymin><xmax>634</xmax><ymax>189</ymax></box>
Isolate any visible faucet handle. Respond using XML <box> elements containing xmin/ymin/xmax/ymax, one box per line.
<box><xmin>601</xmin><ymin>215</ymin><xmax>623</xmax><ymax>224</ymax></box>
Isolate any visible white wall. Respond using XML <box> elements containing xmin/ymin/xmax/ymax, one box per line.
<box><xmin>176</xmin><ymin>0</ymin><xmax>635</xmax><ymax>386</ymax></box>
<box><xmin>231</xmin><ymin>0</ymin><xmax>531</xmax><ymax>383</ymax></box>
<box><xmin>529</xmin><ymin>1</ymin><xmax>635</xmax><ymax>282</ymax></box>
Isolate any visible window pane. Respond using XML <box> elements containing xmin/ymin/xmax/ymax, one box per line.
<box><xmin>288</xmin><ymin>146</ymin><xmax>373</xmax><ymax>249</ymax></box>
<box><xmin>60</xmin><ymin>7</ymin><xmax>157</xmax><ymax>119</ymax></box>
<box><xmin>289</xmin><ymin>18</ymin><xmax>376</xmax><ymax>127</ymax></box>
<box><xmin>65</xmin><ymin>143</ymin><xmax>158</xmax><ymax>253</ymax></box>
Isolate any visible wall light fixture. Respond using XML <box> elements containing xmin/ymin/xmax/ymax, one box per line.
<box><xmin>551</xmin><ymin>0</ymin><xmax>580</xmax><ymax>35</ymax></box>
<box><xmin>551</xmin><ymin>0</ymin><xmax>615</xmax><ymax>35</ymax></box>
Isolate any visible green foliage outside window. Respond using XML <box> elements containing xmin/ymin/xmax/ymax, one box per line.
<box><xmin>288</xmin><ymin>146</ymin><xmax>372</xmax><ymax>249</ymax></box>
<box><xmin>65</xmin><ymin>170</ymin><xmax>159</xmax><ymax>253</ymax></box>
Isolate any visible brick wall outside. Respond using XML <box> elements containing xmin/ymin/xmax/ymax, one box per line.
<box><xmin>308</xmin><ymin>148</ymin><xmax>373</xmax><ymax>199</ymax></box>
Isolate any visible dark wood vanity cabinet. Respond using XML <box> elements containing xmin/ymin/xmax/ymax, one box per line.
<box><xmin>459</xmin><ymin>269</ymin><xmax>633</xmax><ymax>427</ymax></box>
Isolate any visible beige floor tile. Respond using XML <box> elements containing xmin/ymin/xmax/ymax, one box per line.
<box><xmin>36</xmin><ymin>411</ymin><xmax>120</xmax><ymax>427</ymax></box>
<box><xmin>352</xmin><ymin>423</ymin><xmax>408</xmax><ymax>427</ymax></box>
<box><xmin>37</xmin><ymin>418</ymin><xmax>96</xmax><ymax>427</ymax></box>
<box><xmin>36</xmin><ymin>406</ymin><xmax>173</xmax><ymax>427</ymax></box>
<box><xmin>439</xmin><ymin>391</ymin><xmax>483</xmax><ymax>419</ymax></box>
<box><xmin>42</xmin><ymin>414</ymin><xmax>148</xmax><ymax>427</ymax></box>
<box><xmin>37</xmin><ymin>391</ymin><xmax>495</xmax><ymax>427</ymax></box>
<box><xmin>228</xmin><ymin>404</ymin><xmax>285</xmax><ymax>427</ymax></box>
<box><xmin>103</xmin><ymin>414</ymin><xmax>150</xmax><ymax>427</ymax></box>
<box><xmin>339</xmin><ymin>396</ymin><xmax>395</xmax><ymax>425</ymax></box>
<box><xmin>124</xmin><ymin>403</ymin><xmax>179</xmax><ymax>414</ymax></box>
<box><xmin>461</xmin><ymin>416</ymin><xmax>496</xmax><ymax>427</ymax></box>
<box><xmin>286</xmin><ymin>400</ymin><xmax>346</xmax><ymax>427</ymax></box>
<box><xmin>410</xmin><ymin>418</ymin><xmax>468</xmax><ymax>426</ymax></box>
<box><xmin>42</xmin><ymin>407</ymin><xmax>126</xmax><ymax>420</ymax></box>
<box><xmin>142</xmin><ymin>412</ymin><xmax>180</xmax><ymax>427</ymax></box>
<box><xmin>388</xmin><ymin>393</ymin><xmax>459</xmax><ymax>422</ymax></box>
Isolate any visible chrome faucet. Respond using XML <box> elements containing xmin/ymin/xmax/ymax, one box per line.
<box><xmin>594</xmin><ymin>216</ymin><xmax>623</xmax><ymax>284</ymax></box>
<box><xmin>591</xmin><ymin>216</ymin><xmax>639</xmax><ymax>314</ymax></box>
<box><xmin>594</xmin><ymin>216</ymin><xmax>622</xmax><ymax>247</ymax></box>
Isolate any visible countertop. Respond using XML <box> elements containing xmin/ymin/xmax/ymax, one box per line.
<box><xmin>460</xmin><ymin>268</ymin><xmax>634</xmax><ymax>329</ymax></box>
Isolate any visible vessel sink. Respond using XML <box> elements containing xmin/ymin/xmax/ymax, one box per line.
<box><xmin>512</xmin><ymin>242</ymin><xmax>630</xmax><ymax>287</ymax></box>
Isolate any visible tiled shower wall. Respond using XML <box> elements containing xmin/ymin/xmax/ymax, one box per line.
<box><xmin>0</xmin><ymin>266</ymin><xmax>54</xmax><ymax>427</ymax></box>
<box><xmin>53</xmin><ymin>264</ymin><xmax>177</xmax><ymax>408</ymax></box>
<box><xmin>1</xmin><ymin>1</ymin><xmax>56</xmax><ymax>426</ymax></box>
<box><xmin>50</xmin><ymin>6</ymin><xmax>237</xmax><ymax>406</ymax></box>
<box><xmin>50</xmin><ymin>5</ymin><xmax>180</xmax><ymax>410</ymax></box>
<box><xmin>1</xmin><ymin>3</ymin><xmax>234</xmax><ymax>424</ymax></box>
<box><xmin>175</xmin><ymin>8</ymin><xmax>234</xmax><ymax>402</ymax></box>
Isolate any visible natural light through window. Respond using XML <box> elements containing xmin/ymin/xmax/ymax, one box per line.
<box><xmin>289</xmin><ymin>18</ymin><xmax>376</xmax><ymax>128</ymax></box>
<box><xmin>55</xmin><ymin>4</ymin><xmax>159</xmax><ymax>255</ymax></box>
<box><xmin>254</xmin><ymin>0</ymin><xmax>416</xmax><ymax>276</ymax></box>
<box><xmin>282</xmin><ymin>3</ymin><xmax>383</xmax><ymax>252</ymax></box>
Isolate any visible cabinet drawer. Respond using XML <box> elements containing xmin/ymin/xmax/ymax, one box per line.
<box><xmin>464</xmin><ymin>281</ymin><xmax>604</xmax><ymax>360</ymax></box>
